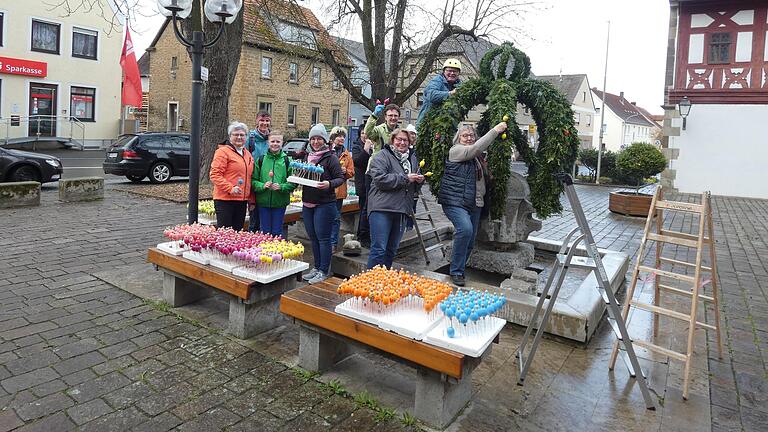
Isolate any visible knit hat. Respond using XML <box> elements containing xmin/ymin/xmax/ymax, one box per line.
<box><xmin>404</xmin><ymin>124</ymin><xmax>417</xmax><ymax>135</ymax></box>
<box><xmin>309</xmin><ymin>123</ymin><xmax>329</xmax><ymax>143</ymax></box>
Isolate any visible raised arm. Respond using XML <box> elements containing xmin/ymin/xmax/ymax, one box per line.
<box><xmin>448</xmin><ymin>122</ymin><xmax>508</xmax><ymax>162</ymax></box>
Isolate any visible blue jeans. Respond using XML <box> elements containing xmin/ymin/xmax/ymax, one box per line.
<box><xmin>367</xmin><ymin>211</ymin><xmax>406</xmax><ymax>269</ymax></box>
<box><xmin>442</xmin><ymin>205</ymin><xmax>482</xmax><ymax>276</ymax></box>
<box><xmin>259</xmin><ymin>207</ymin><xmax>287</xmax><ymax>238</ymax></box>
<box><xmin>248</xmin><ymin>205</ymin><xmax>260</xmax><ymax>232</ymax></box>
<box><xmin>303</xmin><ymin>202</ymin><xmax>336</xmax><ymax>273</ymax></box>
<box><xmin>330</xmin><ymin>199</ymin><xmax>344</xmax><ymax>246</ymax></box>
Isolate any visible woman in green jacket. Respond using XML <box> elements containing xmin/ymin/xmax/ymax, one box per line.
<box><xmin>251</xmin><ymin>131</ymin><xmax>296</xmax><ymax>237</ymax></box>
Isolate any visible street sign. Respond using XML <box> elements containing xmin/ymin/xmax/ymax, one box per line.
<box><xmin>201</xmin><ymin>66</ymin><xmax>209</xmax><ymax>82</ymax></box>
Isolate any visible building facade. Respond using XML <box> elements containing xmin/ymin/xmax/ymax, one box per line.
<box><xmin>592</xmin><ymin>89</ymin><xmax>656</xmax><ymax>152</ymax></box>
<box><xmin>145</xmin><ymin>1</ymin><xmax>352</xmax><ymax>136</ymax></box>
<box><xmin>0</xmin><ymin>1</ymin><xmax>123</xmax><ymax>148</ymax></box>
<box><xmin>661</xmin><ymin>0</ymin><xmax>767</xmax><ymax>199</ymax></box>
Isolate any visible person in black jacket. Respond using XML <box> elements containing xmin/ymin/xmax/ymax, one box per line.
<box><xmin>301</xmin><ymin>124</ymin><xmax>345</xmax><ymax>284</ymax></box>
<box><xmin>366</xmin><ymin>128</ymin><xmax>424</xmax><ymax>269</ymax></box>
<box><xmin>351</xmin><ymin>125</ymin><xmax>373</xmax><ymax>246</ymax></box>
<box><xmin>438</xmin><ymin>122</ymin><xmax>507</xmax><ymax>286</ymax></box>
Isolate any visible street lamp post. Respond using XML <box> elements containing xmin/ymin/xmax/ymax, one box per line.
<box><xmin>156</xmin><ymin>0</ymin><xmax>242</xmax><ymax>224</ymax></box>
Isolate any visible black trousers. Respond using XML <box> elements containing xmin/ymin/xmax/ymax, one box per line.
<box><xmin>356</xmin><ymin>174</ymin><xmax>372</xmax><ymax>242</ymax></box>
<box><xmin>214</xmin><ymin>200</ymin><xmax>247</xmax><ymax>230</ymax></box>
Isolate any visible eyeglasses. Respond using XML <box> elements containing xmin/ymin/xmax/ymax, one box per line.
<box><xmin>393</xmin><ymin>137</ymin><xmax>409</xmax><ymax>143</ymax></box>
<box><xmin>231</xmin><ymin>133</ymin><xmax>246</xmax><ymax>137</ymax></box>
<box><xmin>460</xmin><ymin>134</ymin><xmax>475</xmax><ymax>138</ymax></box>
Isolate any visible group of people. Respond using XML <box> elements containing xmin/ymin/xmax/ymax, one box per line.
<box><xmin>209</xmin><ymin>57</ymin><xmax>505</xmax><ymax>287</ymax></box>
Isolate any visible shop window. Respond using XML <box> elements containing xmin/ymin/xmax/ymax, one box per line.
<box><xmin>70</xmin><ymin>86</ymin><xmax>95</xmax><ymax>122</ymax></box>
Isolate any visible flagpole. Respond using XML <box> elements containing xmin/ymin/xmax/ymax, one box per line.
<box><xmin>596</xmin><ymin>21</ymin><xmax>610</xmax><ymax>184</ymax></box>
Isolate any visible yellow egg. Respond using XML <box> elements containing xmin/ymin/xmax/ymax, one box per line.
<box><xmin>501</xmin><ymin>133</ymin><xmax>507</xmax><ymax>140</ymax></box>
<box><xmin>503</xmin><ymin>115</ymin><xmax>509</xmax><ymax>121</ymax></box>
<box><xmin>425</xmin><ymin>171</ymin><xmax>433</xmax><ymax>177</ymax></box>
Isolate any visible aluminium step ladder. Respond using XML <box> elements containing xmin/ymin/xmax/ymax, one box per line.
<box><xmin>515</xmin><ymin>173</ymin><xmax>656</xmax><ymax>410</ymax></box>
<box><xmin>409</xmin><ymin>192</ymin><xmax>446</xmax><ymax>264</ymax></box>
<box><xmin>608</xmin><ymin>186</ymin><xmax>721</xmax><ymax>400</ymax></box>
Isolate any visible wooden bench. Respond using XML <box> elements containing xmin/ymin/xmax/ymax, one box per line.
<box><xmin>280</xmin><ymin>277</ymin><xmax>493</xmax><ymax>428</ymax></box>
<box><xmin>147</xmin><ymin>248</ymin><xmax>298</xmax><ymax>338</ymax></box>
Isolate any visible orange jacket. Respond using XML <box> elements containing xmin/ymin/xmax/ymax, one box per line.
<box><xmin>335</xmin><ymin>149</ymin><xmax>355</xmax><ymax>200</ymax></box>
<box><xmin>210</xmin><ymin>142</ymin><xmax>255</xmax><ymax>201</ymax></box>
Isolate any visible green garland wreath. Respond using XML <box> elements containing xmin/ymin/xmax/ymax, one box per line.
<box><xmin>415</xmin><ymin>42</ymin><xmax>579</xmax><ymax>218</ymax></box>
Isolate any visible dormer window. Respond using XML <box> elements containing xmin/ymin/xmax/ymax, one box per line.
<box><xmin>274</xmin><ymin>20</ymin><xmax>316</xmax><ymax>49</ymax></box>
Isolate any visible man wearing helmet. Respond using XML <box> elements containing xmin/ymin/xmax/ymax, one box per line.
<box><xmin>416</xmin><ymin>58</ymin><xmax>462</xmax><ymax>125</ymax></box>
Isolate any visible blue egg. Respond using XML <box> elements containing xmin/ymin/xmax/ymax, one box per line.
<box><xmin>470</xmin><ymin>312</ymin><xmax>479</xmax><ymax>322</ymax></box>
<box><xmin>459</xmin><ymin>313</ymin><xmax>468</xmax><ymax>324</ymax></box>
<box><xmin>447</xmin><ymin>327</ymin><xmax>456</xmax><ymax>338</ymax></box>
<box><xmin>440</xmin><ymin>303</ymin><xmax>447</xmax><ymax>313</ymax></box>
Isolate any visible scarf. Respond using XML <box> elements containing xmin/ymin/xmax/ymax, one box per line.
<box><xmin>390</xmin><ymin>145</ymin><xmax>411</xmax><ymax>174</ymax></box>
<box><xmin>308</xmin><ymin>147</ymin><xmax>330</xmax><ymax>164</ymax></box>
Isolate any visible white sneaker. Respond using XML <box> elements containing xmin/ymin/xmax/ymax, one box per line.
<box><xmin>302</xmin><ymin>268</ymin><xmax>319</xmax><ymax>281</ymax></box>
<box><xmin>307</xmin><ymin>271</ymin><xmax>328</xmax><ymax>284</ymax></box>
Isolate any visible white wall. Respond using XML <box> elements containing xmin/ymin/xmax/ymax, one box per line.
<box><xmin>669</xmin><ymin>104</ymin><xmax>768</xmax><ymax>199</ymax></box>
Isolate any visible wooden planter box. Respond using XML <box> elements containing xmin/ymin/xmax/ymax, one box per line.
<box><xmin>608</xmin><ymin>191</ymin><xmax>653</xmax><ymax>217</ymax></box>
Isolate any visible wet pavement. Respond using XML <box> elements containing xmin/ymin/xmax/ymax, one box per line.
<box><xmin>0</xmin><ymin>181</ymin><xmax>765</xmax><ymax>431</ymax></box>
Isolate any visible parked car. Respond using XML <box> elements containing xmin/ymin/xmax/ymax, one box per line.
<box><xmin>282</xmin><ymin>138</ymin><xmax>308</xmax><ymax>160</ymax></box>
<box><xmin>103</xmin><ymin>133</ymin><xmax>190</xmax><ymax>183</ymax></box>
<box><xmin>0</xmin><ymin>147</ymin><xmax>63</xmax><ymax>183</ymax></box>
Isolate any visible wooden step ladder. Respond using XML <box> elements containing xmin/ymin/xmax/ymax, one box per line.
<box><xmin>409</xmin><ymin>192</ymin><xmax>446</xmax><ymax>264</ymax></box>
<box><xmin>608</xmin><ymin>186</ymin><xmax>722</xmax><ymax>400</ymax></box>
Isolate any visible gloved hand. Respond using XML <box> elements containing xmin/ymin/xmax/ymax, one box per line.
<box><xmin>373</xmin><ymin>104</ymin><xmax>385</xmax><ymax>116</ymax></box>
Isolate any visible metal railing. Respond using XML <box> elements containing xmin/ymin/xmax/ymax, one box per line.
<box><xmin>0</xmin><ymin>115</ymin><xmax>86</xmax><ymax>150</ymax></box>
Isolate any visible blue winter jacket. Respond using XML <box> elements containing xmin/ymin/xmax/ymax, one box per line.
<box><xmin>416</xmin><ymin>74</ymin><xmax>461</xmax><ymax>125</ymax></box>
<box><xmin>248</xmin><ymin>129</ymin><xmax>269</xmax><ymax>161</ymax></box>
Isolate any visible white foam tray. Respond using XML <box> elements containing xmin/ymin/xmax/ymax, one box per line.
<box><xmin>287</xmin><ymin>176</ymin><xmax>324</xmax><ymax>188</ymax></box>
<box><xmin>334</xmin><ymin>298</ymin><xmax>383</xmax><ymax>328</ymax></box>
<box><xmin>377</xmin><ymin>299</ymin><xmax>443</xmax><ymax>340</ymax></box>
<box><xmin>208</xmin><ymin>257</ymin><xmax>241</xmax><ymax>273</ymax></box>
<box><xmin>232</xmin><ymin>260</ymin><xmax>309</xmax><ymax>284</ymax></box>
<box><xmin>182</xmin><ymin>250</ymin><xmax>209</xmax><ymax>265</ymax></box>
<box><xmin>424</xmin><ymin>317</ymin><xmax>506</xmax><ymax>357</ymax></box>
<box><xmin>157</xmin><ymin>241</ymin><xmax>186</xmax><ymax>256</ymax></box>
<box><xmin>334</xmin><ymin>297</ymin><xmax>443</xmax><ymax>340</ymax></box>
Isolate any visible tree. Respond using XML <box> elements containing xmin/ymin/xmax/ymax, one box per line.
<box><xmin>615</xmin><ymin>142</ymin><xmax>667</xmax><ymax>186</ymax></box>
<box><xmin>578</xmin><ymin>148</ymin><xmax>617</xmax><ymax>182</ymax></box>
<box><xmin>303</xmin><ymin>0</ymin><xmax>537</xmax><ymax>110</ymax></box>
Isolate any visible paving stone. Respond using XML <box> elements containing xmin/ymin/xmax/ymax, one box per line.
<box><xmin>225</xmin><ymin>411</ymin><xmax>284</xmax><ymax>431</ymax></box>
<box><xmin>135</xmin><ymin>383</ymin><xmax>194</xmax><ymax>416</ymax></box>
<box><xmin>15</xmin><ymin>392</ymin><xmax>75</xmax><ymax>421</ymax></box>
<box><xmin>78</xmin><ymin>406</ymin><xmax>148</xmax><ymax>432</ymax></box>
<box><xmin>52</xmin><ymin>337</ymin><xmax>100</xmax><ymax>359</ymax></box>
<box><xmin>52</xmin><ymin>351</ymin><xmax>106</xmax><ymax>376</ymax></box>
<box><xmin>131</xmin><ymin>412</ymin><xmax>183</xmax><ymax>432</ymax></box>
<box><xmin>98</xmin><ymin>341</ymin><xmax>140</xmax><ymax>361</ymax></box>
<box><xmin>280</xmin><ymin>411</ymin><xmax>332</xmax><ymax>431</ymax></box>
<box><xmin>130</xmin><ymin>345</ymin><xmax>166</xmax><ymax>362</ymax></box>
<box><xmin>172</xmin><ymin>386</ymin><xmax>238</xmax><ymax>421</ymax></box>
<box><xmin>14</xmin><ymin>412</ymin><xmax>75</xmax><ymax>432</ymax></box>
<box><xmin>312</xmin><ymin>394</ymin><xmax>357</xmax><ymax>425</ymax></box>
<box><xmin>62</xmin><ymin>369</ymin><xmax>97</xmax><ymax>387</ymax></box>
<box><xmin>67</xmin><ymin>371</ymin><xmax>131</xmax><ymax>403</ymax></box>
<box><xmin>30</xmin><ymin>379</ymin><xmax>67</xmax><ymax>398</ymax></box>
<box><xmin>4</xmin><ymin>350</ymin><xmax>60</xmax><ymax>375</ymax></box>
<box><xmin>130</xmin><ymin>332</ymin><xmax>168</xmax><ymax>349</ymax></box>
<box><xmin>176</xmin><ymin>407</ymin><xmax>240</xmax><ymax>432</ymax></box>
<box><xmin>0</xmin><ymin>409</ymin><xmax>24</xmax><ymax>432</ymax></box>
<box><xmin>66</xmin><ymin>398</ymin><xmax>114</xmax><ymax>425</ymax></box>
<box><xmin>1</xmin><ymin>367</ymin><xmax>59</xmax><ymax>393</ymax></box>
<box><xmin>2</xmin><ymin>322</ymin><xmax>58</xmax><ymax>341</ymax></box>
<box><xmin>102</xmin><ymin>381</ymin><xmax>156</xmax><ymax>410</ymax></box>
<box><xmin>222</xmin><ymin>388</ymin><xmax>275</xmax><ymax>418</ymax></box>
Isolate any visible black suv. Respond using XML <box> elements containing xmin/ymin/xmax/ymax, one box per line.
<box><xmin>0</xmin><ymin>147</ymin><xmax>63</xmax><ymax>183</ymax></box>
<box><xmin>103</xmin><ymin>133</ymin><xmax>190</xmax><ymax>183</ymax></box>
<box><xmin>282</xmin><ymin>138</ymin><xmax>308</xmax><ymax>160</ymax></box>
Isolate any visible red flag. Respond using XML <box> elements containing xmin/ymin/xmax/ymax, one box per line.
<box><xmin>120</xmin><ymin>27</ymin><xmax>142</xmax><ymax>107</ymax></box>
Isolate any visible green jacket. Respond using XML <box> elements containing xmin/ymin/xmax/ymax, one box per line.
<box><xmin>251</xmin><ymin>150</ymin><xmax>296</xmax><ymax>208</ymax></box>
<box><xmin>364</xmin><ymin>114</ymin><xmax>396</xmax><ymax>171</ymax></box>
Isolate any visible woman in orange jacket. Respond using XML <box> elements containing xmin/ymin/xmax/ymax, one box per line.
<box><xmin>209</xmin><ymin>121</ymin><xmax>255</xmax><ymax>230</ymax></box>
<box><xmin>330</xmin><ymin>127</ymin><xmax>354</xmax><ymax>250</ymax></box>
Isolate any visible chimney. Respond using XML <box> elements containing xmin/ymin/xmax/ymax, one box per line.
<box><xmin>631</xmin><ymin>102</ymin><xmax>636</xmax><ymax>106</ymax></box>
<box><xmin>619</xmin><ymin>91</ymin><xmax>624</xmax><ymax>99</ymax></box>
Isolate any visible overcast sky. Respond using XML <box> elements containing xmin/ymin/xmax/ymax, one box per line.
<box><xmin>131</xmin><ymin>0</ymin><xmax>670</xmax><ymax>114</ymax></box>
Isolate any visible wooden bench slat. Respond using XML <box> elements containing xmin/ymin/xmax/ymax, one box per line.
<box><xmin>147</xmin><ymin>248</ymin><xmax>252</xmax><ymax>300</ymax></box>
<box><xmin>281</xmin><ymin>287</ymin><xmax>465</xmax><ymax>379</ymax></box>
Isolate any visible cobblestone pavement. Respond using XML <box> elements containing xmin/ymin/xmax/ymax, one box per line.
<box><xmin>0</xmin><ymin>184</ymin><xmax>409</xmax><ymax>432</ymax></box>
<box><xmin>0</xmin><ymin>182</ymin><xmax>765</xmax><ymax>431</ymax></box>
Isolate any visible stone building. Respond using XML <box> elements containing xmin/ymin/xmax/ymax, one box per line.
<box><xmin>144</xmin><ymin>0</ymin><xmax>353</xmax><ymax>134</ymax></box>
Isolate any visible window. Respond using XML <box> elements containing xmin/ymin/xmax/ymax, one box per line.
<box><xmin>416</xmin><ymin>92</ymin><xmax>424</xmax><ymax>108</ymax></box>
<box><xmin>72</xmin><ymin>27</ymin><xmax>97</xmax><ymax>60</ymax></box>
<box><xmin>274</xmin><ymin>20</ymin><xmax>316</xmax><ymax>49</ymax></box>
<box><xmin>168</xmin><ymin>102</ymin><xmax>179</xmax><ymax>131</ymax></box>
<box><xmin>0</xmin><ymin>13</ymin><xmax>4</xmax><ymax>47</ymax></box>
<box><xmin>32</xmin><ymin>20</ymin><xmax>60</xmax><ymax>54</ymax></box>
<box><xmin>171</xmin><ymin>56</ymin><xmax>178</xmax><ymax>70</ymax></box>
<box><xmin>312</xmin><ymin>66</ymin><xmax>321</xmax><ymax>87</ymax></box>
<box><xmin>261</xmin><ymin>56</ymin><xmax>272</xmax><ymax>79</ymax></box>
<box><xmin>70</xmin><ymin>86</ymin><xmax>95</xmax><ymax>122</ymax></box>
<box><xmin>311</xmin><ymin>106</ymin><xmax>320</xmax><ymax>125</ymax></box>
<box><xmin>709</xmin><ymin>32</ymin><xmax>731</xmax><ymax>64</ymax></box>
<box><xmin>332</xmin><ymin>78</ymin><xmax>341</xmax><ymax>90</ymax></box>
<box><xmin>289</xmin><ymin>62</ymin><xmax>298</xmax><ymax>83</ymax></box>
<box><xmin>587</xmin><ymin>115</ymin><xmax>592</xmax><ymax>126</ymax></box>
<box><xmin>332</xmin><ymin>109</ymin><xmax>340</xmax><ymax>126</ymax></box>
<box><xmin>574</xmin><ymin>112</ymin><xmax>580</xmax><ymax>125</ymax></box>
<box><xmin>287</xmin><ymin>104</ymin><xmax>297</xmax><ymax>126</ymax></box>
<box><xmin>258</xmin><ymin>101</ymin><xmax>272</xmax><ymax>115</ymax></box>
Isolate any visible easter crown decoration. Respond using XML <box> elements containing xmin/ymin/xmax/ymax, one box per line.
<box><xmin>415</xmin><ymin>42</ymin><xmax>580</xmax><ymax>218</ymax></box>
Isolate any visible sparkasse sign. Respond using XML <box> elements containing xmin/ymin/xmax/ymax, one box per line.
<box><xmin>0</xmin><ymin>56</ymin><xmax>47</xmax><ymax>77</ymax></box>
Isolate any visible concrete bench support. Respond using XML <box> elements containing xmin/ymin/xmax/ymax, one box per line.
<box><xmin>228</xmin><ymin>276</ymin><xmax>295</xmax><ymax>339</ymax></box>
<box><xmin>59</xmin><ymin>176</ymin><xmax>104</xmax><ymax>202</ymax></box>
<box><xmin>0</xmin><ymin>181</ymin><xmax>40</xmax><ymax>208</ymax></box>
<box><xmin>298</xmin><ymin>325</ymin><xmax>352</xmax><ymax>372</ymax></box>
<box><xmin>414</xmin><ymin>352</ymin><xmax>486</xmax><ymax>428</ymax></box>
<box><xmin>162</xmin><ymin>272</ymin><xmax>210</xmax><ymax>307</ymax></box>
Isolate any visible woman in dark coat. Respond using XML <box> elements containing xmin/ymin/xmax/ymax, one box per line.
<box><xmin>351</xmin><ymin>125</ymin><xmax>373</xmax><ymax>246</ymax></box>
